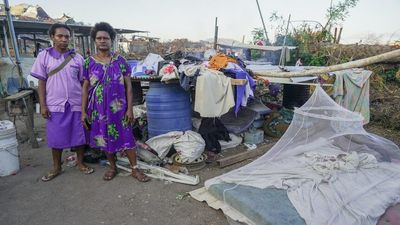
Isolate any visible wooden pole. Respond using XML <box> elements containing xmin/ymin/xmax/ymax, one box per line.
<box><xmin>23</xmin><ymin>38</ymin><xmax>26</xmax><ymax>54</ymax></box>
<box><xmin>336</xmin><ymin>27</ymin><xmax>343</xmax><ymax>44</ymax></box>
<box><xmin>71</xmin><ymin>30</ymin><xmax>76</xmax><ymax>50</ymax></box>
<box><xmin>254</xmin><ymin>49</ymin><xmax>400</xmax><ymax>78</ymax></box>
<box><xmin>213</xmin><ymin>17</ymin><xmax>218</xmax><ymax>50</ymax></box>
<box><xmin>33</xmin><ymin>33</ymin><xmax>37</xmax><ymax>56</ymax></box>
<box><xmin>278</xmin><ymin>14</ymin><xmax>291</xmax><ymax>67</ymax></box>
<box><xmin>333</xmin><ymin>27</ymin><xmax>337</xmax><ymax>44</ymax></box>
<box><xmin>82</xmin><ymin>36</ymin><xmax>86</xmax><ymax>58</ymax></box>
<box><xmin>255</xmin><ymin>0</ymin><xmax>269</xmax><ymax>44</ymax></box>
<box><xmin>2</xmin><ymin>23</ymin><xmax>10</xmax><ymax>56</ymax></box>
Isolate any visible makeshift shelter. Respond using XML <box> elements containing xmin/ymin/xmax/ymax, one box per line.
<box><xmin>192</xmin><ymin>86</ymin><xmax>400</xmax><ymax>225</ymax></box>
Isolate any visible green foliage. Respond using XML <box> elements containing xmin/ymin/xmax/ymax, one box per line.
<box><xmin>250</xmin><ymin>27</ymin><xmax>270</xmax><ymax>60</ymax></box>
<box><xmin>325</xmin><ymin>0</ymin><xmax>359</xmax><ymax>28</ymax></box>
<box><xmin>269</xmin><ymin>11</ymin><xmax>286</xmax><ymax>36</ymax></box>
<box><xmin>251</xmin><ymin>27</ymin><xmax>270</xmax><ymax>45</ymax></box>
<box><xmin>250</xmin><ymin>49</ymin><xmax>262</xmax><ymax>61</ymax></box>
<box><xmin>381</xmin><ymin>67</ymin><xmax>400</xmax><ymax>82</ymax></box>
<box><xmin>308</xmin><ymin>53</ymin><xmax>327</xmax><ymax>66</ymax></box>
<box><xmin>250</xmin><ymin>1</ymin><xmax>360</xmax><ymax>65</ymax></box>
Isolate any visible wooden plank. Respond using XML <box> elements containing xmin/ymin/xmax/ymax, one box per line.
<box><xmin>230</xmin><ymin>79</ymin><xmax>247</xmax><ymax>86</ymax></box>
<box><xmin>217</xmin><ymin>142</ymin><xmax>275</xmax><ymax>168</ymax></box>
<box><xmin>4</xmin><ymin>90</ymin><xmax>33</xmax><ymax>101</ymax></box>
<box><xmin>256</xmin><ymin>76</ymin><xmax>333</xmax><ymax>86</ymax></box>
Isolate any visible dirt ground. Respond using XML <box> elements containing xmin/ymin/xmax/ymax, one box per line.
<box><xmin>0</xmin><ymin>114</ymin><xmax>251</xmax><ymax>225</ymax></box>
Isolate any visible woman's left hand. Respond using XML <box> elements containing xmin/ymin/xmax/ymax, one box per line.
<box><xmin>125</xmin><ymin>109</ymin><xmax>134</xmax><ymax>125</ymax></box>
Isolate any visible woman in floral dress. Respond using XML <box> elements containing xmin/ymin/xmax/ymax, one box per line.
<box><xmin>81</xmin><ymin>22</ymin><xmax>149</xmax><ymax>182</ymax></box>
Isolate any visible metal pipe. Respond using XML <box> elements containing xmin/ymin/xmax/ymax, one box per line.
<box><xmin>3</xmin><ymin>0</ymin><xmax>25</xmax><ymax>87</ymax></box>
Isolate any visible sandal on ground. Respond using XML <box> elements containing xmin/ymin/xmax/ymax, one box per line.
<box><xmin>78</xmin><ymin>166</ymin><xmax>95</xmax><ymax>174</ymax></box>
<box><xmin>41</xmin><ymin>170</ymin><xmax>63</xmax><ymax>182</ymax></box>
<box><xmin>131</xmin><ymin>167</ymin><xmax>150</xmax><ymax>182</ymax></box>
<box><xmin>103</xmin><ymin>169</ymin><xmax>118</xmax><ymax>181</ymax></box>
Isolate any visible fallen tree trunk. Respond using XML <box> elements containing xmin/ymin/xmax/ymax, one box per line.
<box><xmin>254</xmin><ymin>49</ymin><xmax>400</xmax><ymax>78</ymax></box>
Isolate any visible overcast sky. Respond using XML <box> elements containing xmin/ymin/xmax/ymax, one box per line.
<box><xmin>10</xmin><ymin>0</ymin><xmax>400</xmax><ymax>44</ymax></box>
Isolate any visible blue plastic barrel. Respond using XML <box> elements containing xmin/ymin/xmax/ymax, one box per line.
<box><xmin>146</xmin><ymin>82</ymin><xmax>192</xmax><ymax>138</ymax></box>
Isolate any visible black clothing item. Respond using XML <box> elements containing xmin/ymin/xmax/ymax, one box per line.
<box><xmin>198</xmin><ymin>118</ymin><xmax>231</xmax><ymax>153</ymax></box>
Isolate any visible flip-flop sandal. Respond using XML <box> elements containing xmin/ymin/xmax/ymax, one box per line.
<box><xmin>131</xmin><ymin>168</ymin><xmax>150</xmax><ymax>182</ymax></box>
<box><xmin>79</xmin><ymin>166</ymin><xmax>95</xmax><ymax>174</ymax></box>
<box><xmin>41</xmin><ymin>170</ymin><xmax>63</xmax><ymax>182</ymax></box>
<box><xmin>103</xmin><ymin>170</ymin><xmax>117</xmax><ymax>181</ymax></box>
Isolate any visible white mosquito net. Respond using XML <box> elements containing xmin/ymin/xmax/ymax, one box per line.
<box><xmin>205</xmin><ymin>85</ymin><xmax>400</xmax><ymax>225</ymax></box>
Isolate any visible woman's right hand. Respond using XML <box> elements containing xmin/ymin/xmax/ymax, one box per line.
<box><xmin>41</xmin><ymin>105</ymin><xmax>50</xmax><ymax>119</ymax></box>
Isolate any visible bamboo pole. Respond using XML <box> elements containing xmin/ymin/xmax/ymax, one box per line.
<box><xmin>254</xmin><ymin>49</ymin><xmax>400</xmax><ymax>78</ymax></box>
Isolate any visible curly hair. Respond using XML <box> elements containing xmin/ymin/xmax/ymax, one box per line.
<box><xmin>48</xmin><ymin>23</ymin><xmax>71</xmax><ymax>37</ymax></box>
<box><xmin>90</xmin><ymin>22</ymin><xmax>116</xmax><ymax>41</ymax></box>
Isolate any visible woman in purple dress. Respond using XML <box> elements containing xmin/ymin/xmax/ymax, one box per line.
<box><xmin>81</xmin><ymin>22</ymin><xmax>149</xmax><ymax>182</ymax></box>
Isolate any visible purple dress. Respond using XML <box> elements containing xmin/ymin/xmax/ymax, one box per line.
<box><xmin>83</xmin><ymin>54</ymin><xmax>135</xmax><ymax>153</ymax></box>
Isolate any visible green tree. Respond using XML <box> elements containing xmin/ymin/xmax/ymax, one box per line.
<box><xmin>251</xmin><ymin>27</ymin><xmax>270</xmax><ymax>45</ymax></box>
<box><xmin>324</xmin><ymin>0</ymin><xmax>359</xmax><ymax>30</ymax></box>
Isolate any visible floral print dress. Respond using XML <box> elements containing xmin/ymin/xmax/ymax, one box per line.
<box><xmin>83</xmin><ymin>54</ymin><xmax>135</xmax><ymax>153</ymax></box>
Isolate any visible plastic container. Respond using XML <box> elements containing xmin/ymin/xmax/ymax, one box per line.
<box><xmin>127</xmin><ymin>60</ymin><xmax>139</xmax><ymax>72</ymax></box>
<box><xmin>0</xmin><ymin>120</ymin><xmax>19</xmax><ymax>176</ymax></box>
<box><xmin>145</xmin><ymin>82</ymin><xmax>192</xmax><ymax>138</ymax></box>
<box><xmin>244</xmin><ymin>129</ymin><xmax>264</xmax><ymax>145</ymax></box>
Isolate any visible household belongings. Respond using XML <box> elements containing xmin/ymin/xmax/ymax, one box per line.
<box><xmin>160</xmin><ymin>63</ymin><xmax>179</xmax><ymax>82</ymax></box>
<box><xmin>198</xmin><ymin>118</ymin><xmax>231</xmax><ymax>154</ymax></box>
<box><xmin>145</xmin><ymin>131</ymin><xmax>205</xmax><ymax>164</ymax></box>
<box><xmin>263</xmin><ymin>108</ymin><xmax>294</xmax><ymax>138</ymax></box>
<box><xmin>132</xmin><ymin>53</ymin><xmax>164</xmax><ymax>77</ymax></box>
<box><xmin>201</xmin><ymin>86</ymin><xmax>400</xmax><ymax>225</ymax></box>
<box><xmin>194</xmin><ymin>67</ymin><xmax>235</xmax><ymax>117</ymax></box>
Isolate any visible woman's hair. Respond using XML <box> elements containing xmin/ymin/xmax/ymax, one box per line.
<box><xmin>90</xmin><ymin>22</ymin><xmax>116</xmax><ymax>41</ymax></box>
<box><xmin>48</xmin><ymin>23</ymin><xmax>71</xmax><ymax>36</ymax></box>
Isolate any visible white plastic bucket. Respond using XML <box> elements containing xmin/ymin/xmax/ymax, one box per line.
<box><xmin>0</xmin><ymin>120</ymin><xmax>19</xmax><ymax>176</ymax></box>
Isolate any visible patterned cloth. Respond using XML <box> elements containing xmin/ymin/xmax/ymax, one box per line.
<box><xmin>83</xmin><ymin>54</ymin><xmax>135</xmax><ymax>153</ymax></box>
<box><xmin>333</xmin><ymin>69</ymin><xmax>371</xmax><ymax>124</ymax></box>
